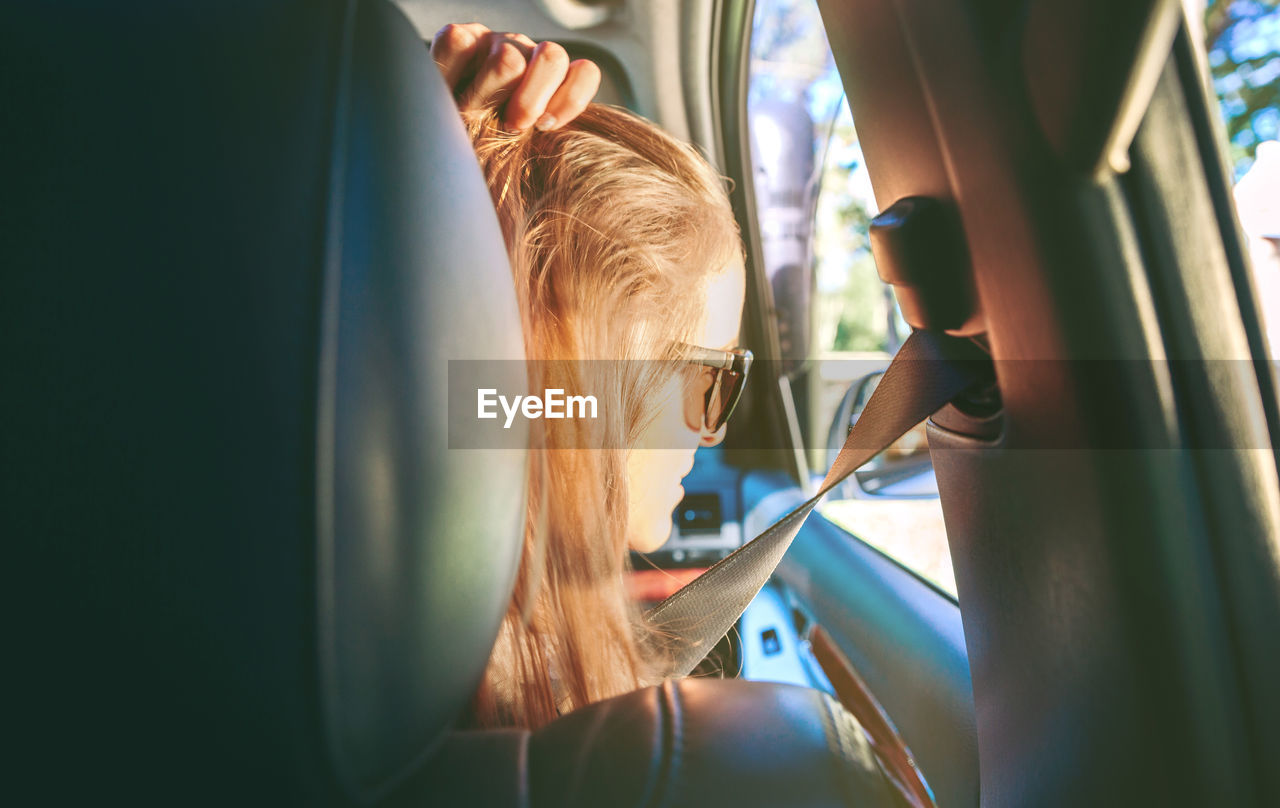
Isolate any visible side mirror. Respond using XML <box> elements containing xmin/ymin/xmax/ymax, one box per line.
<box><xmin>824</xmin><ymin>370</ymin><xmax>938</xmax><ymax>500</ymax></box>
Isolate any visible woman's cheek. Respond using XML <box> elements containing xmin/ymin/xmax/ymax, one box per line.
<box><xmin>626</xmin><ymin>447</ymin><xmax>702</xmax><ymax>552</ymax></box>
<box><xmin>625</xmin><ymin>375</ymin><xmax>703</xmax><ymax>552</ymax></box>
<box><xmin>633</xmin><ymin>375</ymin><xmax>699</xmax><ymax>451</ymax></box>
<box><xmin>623</xmin><ymin>451</ymin><xmax>664</xmax><ymax>551</ymax></box>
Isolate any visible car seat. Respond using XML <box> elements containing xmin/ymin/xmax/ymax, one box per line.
<box><xmin>6</xmin><ymin>1</ymin><xmax>902</xmax><ymax>804</ymax></box>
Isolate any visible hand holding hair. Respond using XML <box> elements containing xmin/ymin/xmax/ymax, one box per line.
<box><xmin>431</xmin><ymin>22</ymin><xmax>602</xmax><ymax>132</ymax></box>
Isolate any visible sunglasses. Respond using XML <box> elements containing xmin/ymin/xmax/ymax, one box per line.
<box><xmin>678</xmin><ymin>343</ymin><xmax>754</xmax><ymax>433</ymax></box>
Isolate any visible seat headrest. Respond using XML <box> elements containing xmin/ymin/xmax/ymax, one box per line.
<box><xmin>7</xmin><ymin>0</ymin><xmax>526</xmax><ymax>802</ymax></box>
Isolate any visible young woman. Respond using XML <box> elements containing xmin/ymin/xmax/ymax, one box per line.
<box><xmin>433</xmin><ymin>24</ymin><xmax>751</xmax><ymax>729</ymax></box>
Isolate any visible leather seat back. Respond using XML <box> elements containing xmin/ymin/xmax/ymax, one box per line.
<box><xmin>7</xmin><ymin>1</ymin><xmax>525</xmax><ymax>802</ymax></box>
<box><xmin>411</xmin><ymin>679</ymin><xmax>900</xmax><ymax>807</ymax></box>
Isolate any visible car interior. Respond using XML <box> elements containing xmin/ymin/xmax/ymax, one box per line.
<box><xmin>8</xmin><ymin>0</ymin><xmax>1279</xmax><ymax>806</ymax></box>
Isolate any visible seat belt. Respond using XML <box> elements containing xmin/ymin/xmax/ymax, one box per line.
<box><xmin>645</xmin><ymin>329</ymin><xmax>990</xmax><ymax>678</ymax></box>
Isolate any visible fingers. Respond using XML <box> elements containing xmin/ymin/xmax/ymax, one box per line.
<box><xmin>504</xmin><ymin>41</ymin><xmax>572</xmax><ymax>130</ymax></box>
<box><xmin>539</xmin><ymin>59</ymin><xmax>602</xmax><ymax>131</ymax></box>
<box><xmin>430</xmin><ymin>23</ymin><xmax>490</xmax><ymax>91</ymax></box>
<box><xmin>435</xmin><ymin>25</ymin><xmax>601</xmax><ymax>131</ymax></box>
<box><xmin>493</xmin><ymin>31</ymin><xmax>537</xmax><ymax>53</ymax></box>
<box><xmin>458</xmin><ymin>36</ymin><xmax>532</xmax><ymax>111</ymax></box>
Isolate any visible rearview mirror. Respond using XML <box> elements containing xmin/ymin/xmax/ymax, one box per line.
<box><xmin>824</xmin><ymin>370</ymin><xmax>938</xmax><ymax>500</ymax></box>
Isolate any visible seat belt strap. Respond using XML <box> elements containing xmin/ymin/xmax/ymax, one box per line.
<box><xmin>645</xmin><ymin>329</ymin><xmax>989</xmax><ymax>678</ymax></box>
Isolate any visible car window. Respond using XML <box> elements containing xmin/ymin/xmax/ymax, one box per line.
<box><xmin>1188</xmin><ymin>0</ymin><xmax>1280</xmax><ymax>353</ymax></box>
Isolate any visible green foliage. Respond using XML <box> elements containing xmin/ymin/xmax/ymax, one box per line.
<box><xmin>811</xmin><ymin>103</ymin><xmax>890</xmax><ymax>354</ymax></box>
<box><xmin>829</xmin><ymin>252</ymin><xmax>890</xmax><ymax>353</ymax></box>
<box><xmin>1204</xmin><ymin>0</ymin><xmax>1280</xmax><ymax>176</ymax></box>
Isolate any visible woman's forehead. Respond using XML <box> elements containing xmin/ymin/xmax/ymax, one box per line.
<box><xmin>698</xmin><ymin>259</ymin><xmax>746</xmax><ymax>350</ymax></box>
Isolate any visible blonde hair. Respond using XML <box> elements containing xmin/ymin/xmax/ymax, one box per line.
<box><xmin>463</xmin><ymin>104</ymin><xmax>742</xmax><ymax>729</ymax></box>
